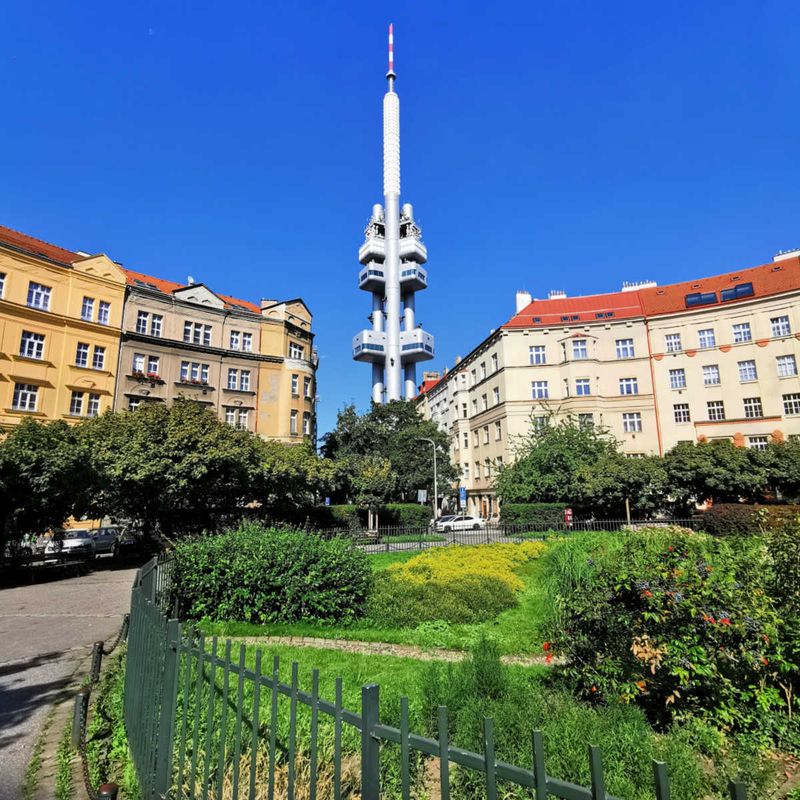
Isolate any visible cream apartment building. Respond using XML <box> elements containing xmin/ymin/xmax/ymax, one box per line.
<box><xmin>418</xmin><ymin>250</ymin><xmax>800</xmax><ymax>518</ymax></box>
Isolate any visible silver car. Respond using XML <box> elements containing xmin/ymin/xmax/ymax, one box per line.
<box><xmin>45</xmin><ymin>530</ymin><xmax>96</xmax><ymax>558</ymax></box>
<box><xmin>91</xmin><ymin>527</ymin><xmax>124</xmax><ymax>555</ymax></box>
<box><xmin>435</xmin><ymin>515</ymin><xmax>487</xmax><ymax>532</ymax></box>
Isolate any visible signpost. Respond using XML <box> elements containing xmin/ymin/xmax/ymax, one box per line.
<box><xmin>564</xmin><ymin>507</ymin><xmax>573</xmax><ymax>528</ymax></box>
<box><xmin>459</xmin><ymin>487</ymin><xmax>467</xmax><ymax>510</ymax></box>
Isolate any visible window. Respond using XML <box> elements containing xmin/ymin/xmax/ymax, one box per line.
<box><xmin>698</xmin><ymin>328</ymin><xmax>716</xmax><ymax>348</ymax></box>
<box><xmin>19</xmin><ymin>331</ymin><xmax>45</xmax><ymax>360</ymax></box>
<box><xmin>304</xmin><ymin>377</ymin><xmax>312</xmax><ymax>397</ymax></box>
<box><xmin>674</xmin><ymin>403</ymin><xmax>691</xmax><ymax>423</ymax></box>
<box><xmin>132</xmin><ymin>353</ymin><xmax>145</xmax><ymax>373</ymax></box>
<box><xmin>75</xmin><ymin>342</ymin><xmax>89</xmax><ymax>367</ymax></box>
<box><xmin>496</xmin><ymin>456</ymin><xmax>503</xmax><ymax>469</ymax></box>
<box><xmin>703</xmin><ymin>365</ymin><xmax>721</xmax><ymax>386</ymax></box>
<box><xmin>481</xmin><ymin>394</ymin><xmax>488</xmax><ymax>411</ymax></box>
<box><xmin>669</xmin><ymin>369</ymin><xmax>686</xmax><ymax>389</ymax></box>
<box><xmin>529</xmin><ymin>345</ymin><xmax>546</xmax><ymax>365</ymax></box>
<box><xmin>240</xmin><ymin>370</ymin><xmax>251</xmax><ymax>391</ymax></box>
<box><xmin>743</xmin><ymin>397</ymin><xmax>763</xmax><ymax>418</ymax></box>
<box><xmin>733</xmin><ymin>322</ymin><xmax>752</xmax><ymax>343</ymax></box>
<box><xmin>473</xmin><ymin>430</ymin><xmax>480</xmax><ymax>447</ymax></box>
<box><xmin>738</xmin><ymin>360</ymin><xmax>758</xmax><ymax>382</ymax></box>
<box><xmin>181</xmin><ymin>362</ymin><xmax>208</xmax><ymax>382</ymax></box>
<box><xmin>622</xmin><ymin>412</ymin><xmax>642</xmax><ymax>433</ymax></box>
<box><xmin>81</xmin><ymin>297</ymin><xmax>94</xmax><ymax>321</ymax></box>
<box><xmin>784</xmin><ymin>393</ymin><xmax>800</xmax><ymax>416</ymax></box>
<box><xmin>615</xmin><ymin>338</ymin><xmax>635</xmax><ymax>359</ymax></box>
<box><xmin>471</xmin><ymin>369</ymin><xmax>477</xmax><ymax>386</ymax></box>
<box><xmin>707</xmin><ymin>400</ymin><xmax>726</xmax><ymax>421</ymax></box>
<box><xmin>578</xmin><ymin>413</ymin><xmax>594</xmax><ymax>427</ymax></box>
<box><xmin>147</xmin><ymin>356</ymin><xmax>159</xmax><ymax>375</ymax></box>
<box><xmin>475</xmin><ymin>461</ymin><xmax>481</xmax><ymax>480</ymax></box>
<box><xmin>289</xmin><ymin>342</ymin><xmax>304</xmax><ymax>359</ymax></box>
<box><xmin>136</xmin><ymin>311</ymin><xmax>149</xmax><ymax>334</ymax></box>
<box><xmin>777</xmin><ymin>354</ymin><xmax>798</xmax><ymax>377</ymax></box>
<box><xmin>484</xmin><ymin>458</ymin><xmax>491</xmax><ymax>478</ymax></box>
<box><xmin>492</xmin><ymin>387</ymin><xmax>500</xmax><ymax>405</ymax></box>
<box><xmin>480</xmin><ymin>362</ymin><xmax>486</xmax><ymax>380</ymax></box>
<box><xmin>0</xmin><ymin>272</ymin><xmax>5</xmax><ymax>297</ymax></box>
<box><xmin>69</xmin><ymin>391</ymin><xmax>83</xmax><ymax>416</ymax></box>
<box><xmin>12</xmin><ymin>383</ymin><xmax>38</xmax><ymax>411</ymax></box>
<box><xmin>225</xmin><ymin>408</ymin><xmax>236</xmax><ymax>426</ymax></box>
<box><xmin>575</xmin><ymin>378</ymin><xmax>591</xmax><ymax>396</ymax></box>
<box><xmin>150</xmin><ymin>314</ymin><xmax>162</xmax><ymax>337</ymax></box>
<box><xmin>771</xmin><ymin>316</ymin><xmax>791</xmax><ymax>337</ymax></box>
<box><xmin>462</xmin><ymin>403</ymin><xmax>467</xmax><ymax>419</ymax></box>
<box><xmin>748</xmin><ymin>436</ymin><xmax>769</xmax><ymax>451</ymax></box>
<box><xmin>533</xmin><ymin>415</ymin><xmax>549</xmax><ymax>431</ymax></box>
<box><xmin>183</xmin><ymin>321</ymin><xmax>211</xmax><ymax>345</ymax></box>
<box><xmin>495</xmin><ymin>421</ymin><xmax>502</xmax><ymax>440</ymax></box>
<box><xmin>531</xmin><ymin>380</ymin><xmax>549</xmax><ymax>399</ymax></box>
<box><xmin>619</xmin><ymin>377</ymin><xmax>639</xmax><ymax>395</ymax></box>
<box><xmin>572</xmin><ymin>339</ymin><xmax>588</xmax><ymax>359</ymax></box>
<box><xmin>483</xmin><ymin>425</ymin><xmax>489</xmax><ymax>445</ymax></box>
<box><xmin>227</xmin><ymin>368</ymin><xmax>238</xmax><ymax>389</ymax></box>
<box><xmin>463</xmin><ymin>463</ymin><xmax>469</xmax><ymax>480</ymax></box>
<box><xmin>721</xmin><ymin>282</ymin><xmax>754</xmax><ymax>302</ymax></box>
<box><xmin>98</xmin><ymin>301</ymin><xmax>110</xmax><ymax>325</ymax></box>
<box><xmin>462</xmin><ymin>432</ymin><xmax>469</xmax><ymax>448</ymax></box>
<box><xmin>27</xmin><ymin>282</ymin><xmax>51</xmax><ymax>311</ymax></box>
<box><xmin>92</xmin><ymin>346</ymin><xmax>106</xmax><ymax>370</ymax></box>
<box><xmin>230</xmin><ymin>331</ymin><xmax>241</xmax><ymax>350</ymax></box>
<box><xmin>128</xmin><ymin>398</ymin><xmax>142</xmax><ymax>412</ymax></box>
<box><xmin>242</xmin><ymin>332</ymin><xmax>253</xmax><ymax>353</ymax></box>
<box><xmin>665</xmin><ymin>333</ymin><xmax>682</xmax><ymax>352</ymax></box>
<box><xmin>291</xmin><ymin>374</ymin><xmax>299</xmax><ymax>395</ymax></box>
<box><xmin>290</xmin><ymin>409</ymin><xmax>298</xmax><ymax>434</ymax></box>
<box><xmin>491</xmin><ymin>353</ymin><xmax>498</xmax><ymax>373</ymax></box>
<box><xmin>182</xmin><ymin>362</ymin><xmax>192</xmax><ymax>382</ymax></box>
<box><xmin>685</xmin><ymin>291</ymin><xmax>717</xmax><ymax>308</ymax></box>
<box><xmin>302</xmin><ymin>412</ymin><xmax>311</xmax><ymax>436</ymax></box>
<box><xmin>203</xmin><ymin>325</ymin><xmax>211</xmax><ymax>346</ymax></box>
<box><xmin>472</xmin><ymin>399</ymin><xmax>478</xmax><ymax>415</ymax></box>
<box><xmin>87</xmin><ymin>394</ymin><xmax>100</xmax><ymax>417</ymax></box>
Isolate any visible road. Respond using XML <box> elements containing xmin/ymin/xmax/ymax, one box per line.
<box><xmin>0</xmin><ymin>564</ymin><xmax>138</xmax><ymax>800</ymax></box>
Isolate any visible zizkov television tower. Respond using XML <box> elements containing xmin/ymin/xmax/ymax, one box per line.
<box><xmin>352</xmin><ymin>24</ymin><xmax>434</xmax><ymax>402</ymax></box>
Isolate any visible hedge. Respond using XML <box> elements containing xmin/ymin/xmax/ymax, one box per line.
<box><xmin>279</xmin><ymin>503</ymin><xmax>431</xmax><ymax>530</ymax></box>
<box><xmin>702</xmin><ymin>504</ymin><xmax>800</xmax><ymax>536</ymax></box>
<box><xmin>499</xmin><ymin>502</ymin><xmax>567</xmax><ymax>527</ymax></box>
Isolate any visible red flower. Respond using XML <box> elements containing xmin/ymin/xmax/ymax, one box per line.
<box><xmin>719</xmin><ymin>617</ymin><xmax>731</xmax><ymax>626</ymax></box>
<box><xmin>643</xmin><ymin>590</ymin><xmax>653</xmax><ymax>597</ymax></box>
<box><xmin>761</xmin><ymin>657</ymin><xmax>769</xmax><ymax>666</ymax></box>
<box><xmin>668</xmin><ymin>546</ymin><xmax>674</xmax><ymax>552</ymax></box>
<box><xmin>590</xmin><ymin>685</ymin><xmax>597</xmax><ymax>694</ymax></box>
<box><xmin>543</xmin><ymin>641</ymin><xmax>551</xmax><ymax>651</ymax></box>
<box><xmin>545</xmin><ymin>654</ymin><xmax>553</xmax><ymax>665</ymax></box>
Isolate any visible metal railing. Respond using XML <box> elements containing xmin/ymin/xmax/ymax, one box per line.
<box><xmin>124</xmin><ymin>555</ymin><xmax>746</xmax><ymax>800</ymax></box>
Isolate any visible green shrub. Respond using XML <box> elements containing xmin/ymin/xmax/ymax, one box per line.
<box><xmin>702</xmin><ymin>503</ymin><xmax>800</xmax><ymax>536</ymax></box>
<box><xmin>172</xmin><ymin>523</ymin><xmax>371</xmax><ymax>623</ymax></box>
<box><xmin>547</xmin><ymin>530</ymin><xmax>792</xmax><ymax>739</ymax></box>
<box><xmin>500</xmin><ymin>502</ymin><xmax>566</xmax><ymax>527</ymax></box>
<box><xmin>381</xmin><ymin>503</ymin><xmax>431</xmax><ymax>527</ymax></box>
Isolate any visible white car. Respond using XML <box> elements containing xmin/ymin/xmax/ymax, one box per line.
<box><xmin>434</xmin><ymin>515</ymin><xmax>487</xmax><ymax>532</ymax></box>
<box><xmin>45</xmin><ymin>530</ymin><xmax>96</xmax><ymax>558</ymax></box>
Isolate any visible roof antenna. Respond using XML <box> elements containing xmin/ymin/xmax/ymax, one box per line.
<box><xmin>386</xmin><ymin>23</ymin><xmax>396</xmax><ymax>89</ymax></box>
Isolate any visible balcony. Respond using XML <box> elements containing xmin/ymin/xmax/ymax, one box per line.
<box><xmin>399</xmin><ymin>328</ymin><xmax>435</xmax><ymax>363</ymax></box>
<box><xmin>359</xmin><ymin>237</ymin><xmax>385</xmax><ymax>265</ymax></box>
<box><xmin>358</xmin><ymin>262</ymin><xmax>386</xmax><ymax>292</ymax></box>
<box><xmin>352</xmin><ymin>329</ymin><xmax>387</xmax><ymax>363</ymax></box>
<box><xmin>359</xmin><ymin>233</ymin><xmax>427</xmax><ymax>265</ymax></box>
<box><xmin>399</xmin><ymin>264</ymin><xmax>427</xmax><ymax>291</ymax></box>
<box><xmin>398</xmin><ymin>236</ymin><xmax>427</xmax><ymax>264</ymax></box>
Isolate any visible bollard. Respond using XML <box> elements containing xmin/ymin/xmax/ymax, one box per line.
<box><xmin>90</xmin><ymin>641</ymin><xmax>103</xmax><ymax>682</ymax></box>
<box><xmin>71</xmin><ymin>687</ymin><xmax>90</xmax><ymax>748</ymax></box>
<box><xmin>98</xmin><ymin>783</ymin><xmax>119</xmax><ymax>799</ymax></box>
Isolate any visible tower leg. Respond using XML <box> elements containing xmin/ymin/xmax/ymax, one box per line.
<box><xmin>372</xmin><ymin>363</ymin><xmax>384</xmax><ymax>404</ymax></box>
<box><xmin>404</xmin><ymin>363</ymin><xmax>416</xmax><ymax>399</ymax></box>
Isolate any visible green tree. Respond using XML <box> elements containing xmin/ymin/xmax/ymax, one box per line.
<box><xmin>321</xmin><ymin>400</ymin><xmax>457</xmax><ymax>502</ymax></box>
<box><xmin>0</xmin><ymin>420</ymin><xmax>91</xmax><ymax>549</ymax></box>
<box><xmin>495</xmin><ymin>414</ymin><xmax>619</xmax><ymax>508</ymax></box>
<box><xmin>350</xmin><ymin>455</ymin><xmax>397</xmax><ymax>528</ymax></box>
<box><xmin>580</xmin><ymin>453</ymin><xmax>668</xmax><ymax>517</ymax></box>
<box><xmin>663</xmin><ymin>439</ymin><xmax>768</xmax><ymax>506</ymax></box>
<box><xmin>256</xmin><ymin>439</ymin><xmax>337</xmax><ymax>508</ymax></box>
<box><xmin>760</xmin><ymin>438</ymin><xmax>800</xmax><ymax>501</ymax></box>
<box><xmin>81</xmin><ymin>400</ymin><xmax>263</xmax><ymax>537</ymax></box>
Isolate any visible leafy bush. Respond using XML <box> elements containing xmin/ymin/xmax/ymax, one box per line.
<box><xmin>381</xmin><ymin>503</ymin><xmax>432</xmax><ymax>527</ymax></box>
<box><xmin>500</xmin><ymin>503</ymin><xmax>567</xmax><ymax>527</ymax></box>
<box><xmin>546</xmin><ymin>530</ymin><xmax>792</xmax><ymax>739</ymax></box>
<box><xmin>368</xmin><ymin>542</ymin><xmax>545</xmax><ymax>627</ymax></box>
<box><xmin>172</xmin><ymin>523</ymin><xmax>371</xmax><ymax>623</ymax></box>
<box><xmin>702</xmin><ymin>503</ymin><xmax>800</xmax><ymax>536</ymax></box>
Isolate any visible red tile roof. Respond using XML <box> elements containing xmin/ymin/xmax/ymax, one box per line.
<box><xmin>504</xmin><ymin>255</ymin><xmax>800</xmax><ymax>328</ymax></box>
<box><xmin>417</xmin><ymin>376</ymin><xmax>443</xmax><ymax>396</ymax></box>
<box><xmin>0</xmin><ymin>223</ymin><xmax>80</xmax><ymax>266</ymax></box>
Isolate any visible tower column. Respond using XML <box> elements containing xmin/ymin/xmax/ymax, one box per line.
<box><xmin>372</xmin><ymin>293</ymin><xmax>384</xmax><ymax>332</ymax></box>
<box><xmin>404</xmin><ymin>362</ymin><xmax>416</xmax><ymax>399</ymax></box>
<box><xmin>372</xmin><ymin>363</ymin><xmax>384</xmax><ymax>404</ymax></box>
<box><xmin>403</xmin><ymin>292</ymin><xmax>415</xmax><ymax>330</ymax></box>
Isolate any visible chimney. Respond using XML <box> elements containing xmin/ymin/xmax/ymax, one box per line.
<box><xmin>515</xmin><ymin>290</ymin><xmax>532</xmax><ymax>313</ymax></box>
<box><xmin>774</xmin><ymin>248</ymin><xmax>800</xmax><ymax>262</ymax></box>
<box><xmin>548</xmin><ymin>290</ymin><xmax>567</xmax><ymax>300</ymax></box>
<box><xmin>187</xmin><ymin>275</ymin><xmax>195</xmax><ymax>285</ymax></box>
<box><xmin>422</xmin><ymin>371</ymin><xmax>441</xmax><ymax>382</ymax></box>
<box><xmin>260</xmin><ymin>298</ymin><xmax>278</xmax><ymax>310</ymax></box>
<box><xmin>621</xmin><ymin>280</ymin><xmax>657</xmax><ymax>292</ymax></box>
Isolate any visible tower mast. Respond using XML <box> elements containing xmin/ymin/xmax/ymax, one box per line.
<box><xmin>352</xmin><ymin>25</ymin><xmax>434</xmax><ymax>402</ymax></box>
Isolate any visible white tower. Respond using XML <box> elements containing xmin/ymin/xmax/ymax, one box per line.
<box><xmin>352</xmin><ymin>24</ymin><xmax>434</xmax><ymax>402</ymax></box>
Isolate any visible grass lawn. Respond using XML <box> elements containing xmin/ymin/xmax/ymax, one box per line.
<box><xmin>379</xmin><ymin>533</ymin><xmax>446</xmax><ymax>544</ymax></box>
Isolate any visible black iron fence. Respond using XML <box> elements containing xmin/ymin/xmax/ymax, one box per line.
<box><xmin>124</xmin><ymin>555</ymin><xmax>748</xmax><ymax>800</ymax></box>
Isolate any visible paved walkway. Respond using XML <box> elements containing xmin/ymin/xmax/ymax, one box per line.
<box><xmin>0</xmin><ymin>565</ymin><xmax>138</xmax><ymax>800</ymax></box>
<box><xmin>236</xmin><ymin>635</ymin><xmax>549</xmax><ymax>667</ymax></box>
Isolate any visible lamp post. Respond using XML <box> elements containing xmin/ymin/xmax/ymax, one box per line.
<box><xmin>417</xmin><ymin>437</ymin><xmax>438</xmax><ymax>519</ymax></box>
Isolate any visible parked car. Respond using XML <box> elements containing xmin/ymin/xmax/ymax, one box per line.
<box><xmin>434</xmin><ymin>515</ymin><xmax>487</xmax><ymax>532</ymax></box>
<box><xmin>91</xmin><ymin>526</ymin><xmax>125</xmax><ymax>555</ymax></box>
<box><xmin>44</xmin><ymin>530</ymin><xmax>96</xmax><ymax>558</ymax></box>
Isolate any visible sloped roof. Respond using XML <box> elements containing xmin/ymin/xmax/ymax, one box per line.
<box><xmin>0</xmin><ymin>223</ymin><xmax>80</xmax><ymax>266</ymax></box>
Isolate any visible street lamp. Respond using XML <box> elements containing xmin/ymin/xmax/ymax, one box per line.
<box><xmin>417</xmin><ymin>437</ymin><xmax>438</xmax><ymax>518</ymax></box>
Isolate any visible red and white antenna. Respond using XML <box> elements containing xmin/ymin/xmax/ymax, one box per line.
<box><xmin>387</xmin><ymin>23</ymin><xmax>395</xmax><ymax>78</ymax></box>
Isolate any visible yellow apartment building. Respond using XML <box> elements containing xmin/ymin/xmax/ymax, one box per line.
<box><xmin>0</xmin><ymin>225</ymin><xmax>126</xmax><ymax>431</ymax></box>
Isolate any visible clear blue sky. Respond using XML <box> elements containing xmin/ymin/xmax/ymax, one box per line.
<box><xmin>2</xmin><ymin>1</ymin><xmax>799</xmax><ymax>436</ymax></box>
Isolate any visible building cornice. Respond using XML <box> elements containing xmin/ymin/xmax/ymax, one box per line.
<box><xmin>121</xmin><ymin>331</ymin><xmax>284</xmax><ymax>363</ymax></box>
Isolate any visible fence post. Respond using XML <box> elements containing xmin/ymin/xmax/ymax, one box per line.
<box><xmin>98</xmin><ymin>784</ymin><xmax>119</xmax><ymax>799</ymax></box>
<box><xmin>361</xmin><ymin>684</ymin><xmax>380</xmax><ymax>800</ymax></box>
<box><xmin>90</xmin><ymin>641</ymin><xmax>103</xmax><ymax>682</ymax></box>
<box><xmin>153</xmin><ymin>618</ymin><xmax>182</xmax><ymax>797</ymax></box>
<box><xmin>71</xmin><ymin>687</ymin><xmax>90</xmax><ymax>748</ymax></box>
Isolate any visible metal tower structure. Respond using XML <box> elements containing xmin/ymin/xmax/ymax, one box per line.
<box><xmin>352</xmin><ymin>24</ymin><xmax>434</xmax><ymax>403</ymax></box>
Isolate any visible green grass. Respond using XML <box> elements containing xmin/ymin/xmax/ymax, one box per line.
<box><xmin>379</xmin><ymin>534</ymin><xmax>446</xmax><ymax>544</ymax></box>
<box><xmin>367</xmin><ymin>549</ymin><xmax>419</xmax><ymax>571</ymax></box>
<box><xmin>54</xmin><ymin>724</ymin><xmax>74</xmax><ymax>800</ymax></box>
<box><xmin>22</xmin><ymin>706</ymin><xmax>54</xmax><ymax>800</ymax></box>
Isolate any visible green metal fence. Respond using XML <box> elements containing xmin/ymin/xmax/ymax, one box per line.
<box><xmin>125</xmin><ymin>557</ymin><xmax>749</xmax><ymax>800</ymax></box>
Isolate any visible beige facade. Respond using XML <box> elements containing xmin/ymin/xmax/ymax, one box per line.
<box><xmin>117</xmin><ymin>274</ymin><xmax>317</xmax><ymax>442</ymax></box>
<box><xmin>418</xmin><ymin>252</ymin><xmax>800</xmax><ymax>518</ymax></box>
